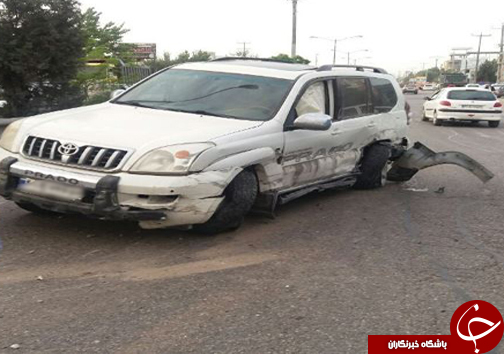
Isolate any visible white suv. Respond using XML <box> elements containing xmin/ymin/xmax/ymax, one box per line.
<box><xmin>0</xmin><ymin>59</ymin><xmax>493</xmax><ymax>233</ymax></box>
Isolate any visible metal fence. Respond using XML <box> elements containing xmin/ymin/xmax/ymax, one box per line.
<box><xmin>120</xmin><ymin>65</ymin><xmax>153</xmax><ymax>86</ymax></box>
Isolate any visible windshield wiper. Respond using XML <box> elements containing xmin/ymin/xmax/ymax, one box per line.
<box><xmin>114</xmin><ymin>100</ymin><xmax>158</xmax><ymax>109</ymax></box>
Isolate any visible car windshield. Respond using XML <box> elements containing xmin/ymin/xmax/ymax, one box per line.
<box><xmin>447</xmin><ymin>90</ymin><xmax>496</xmax><ymax>101</ymax></box>
<box><xmin>114</xmin><ymin>69</ymin><xmax>293</xmax><ymax>121</ymax></box>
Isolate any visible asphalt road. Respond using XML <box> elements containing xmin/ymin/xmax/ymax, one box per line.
<box><xmin>1</xmin><ymin>94</ymin><xmax>504</xmax><ymax>353</ymax></box>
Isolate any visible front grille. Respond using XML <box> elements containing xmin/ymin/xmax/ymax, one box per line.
<box><xmin>22</xmin><ymin>136</ymin><xmax>128</xmax><ymax>171</ymax></box>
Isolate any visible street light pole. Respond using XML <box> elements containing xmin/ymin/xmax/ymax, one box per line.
<box><xmin>290</xmin><ymin>0</ymin><xmax>298</xmax><ymax>58</ymax></box>
<box><xmin>333</xmin><ymin>39</ymin><xmax>337</xmax><ymax>65</ymax></box>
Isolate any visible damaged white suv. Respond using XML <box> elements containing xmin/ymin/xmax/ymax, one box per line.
<box><xmin>0</xmin><ymin>59</ymin><xmax>494</xmax><ymax>233</ymax></box>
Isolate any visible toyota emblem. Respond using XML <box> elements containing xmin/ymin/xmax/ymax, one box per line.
<box><xmin>58</xmin><ymin>143</ymin><xmax>80</xmax><ymax>156</ymax></box>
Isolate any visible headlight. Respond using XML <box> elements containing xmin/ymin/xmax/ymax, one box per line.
<box><xmin>131</xmin><ymin>143</ymin><xmax>214</xmax><ymax>174</ymax></box>
<box><xmin>0</xmin><ymin>119</ymin><xmax>24</xmax><ymax>152</ymax></box>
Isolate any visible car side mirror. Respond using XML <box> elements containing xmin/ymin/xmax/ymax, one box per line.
<box><xmin>292</xmin><ymin>113</ymin><xmax>332</xmax><ymax>131</ymax></box>
<box><xmin>424</xmin><ymin>97</ymin><xmax>431</xmax><ymax>101</ymax></box>
<box><xmin>110</xmin><ymin>89</ymin><xmax>126</xmax><ymax>99</ymax></box>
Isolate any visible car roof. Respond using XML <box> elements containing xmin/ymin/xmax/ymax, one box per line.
<box><xmin>174</xmin><ymin>59</ymin><xmax>388</xmax><ymax>80</ymax></box>
<box><xmin>176</xmin><ymin>59</ymin><xmax>316</xmax><ymax>80</ymax></box>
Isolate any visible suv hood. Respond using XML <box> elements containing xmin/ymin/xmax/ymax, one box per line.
<box><xmin>20</xmin><ymin>103</ymin><xmax>263</xmax><ymax>150</ymax></box>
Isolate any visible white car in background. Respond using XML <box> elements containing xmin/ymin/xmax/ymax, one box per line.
<box><xmin>423</xmin><ymin>87</ymin><xmax>502</xmax><ymax>127</ymax></box>
<box><xmin>422</xmin><ymin>83</ymin><xmax>436</xmax><ymax>91</ymax></box>
<box><xmin>0</xmin><ymin>100</ymin><xmax>7</xmax><ymax>108</ymax></box>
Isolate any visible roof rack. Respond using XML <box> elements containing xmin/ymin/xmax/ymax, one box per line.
<box><xmin>212</xmin><ymin>57</ymin><xmax>313</xmax><ymax>65</ymax></box>
<box><xmin>317</xmin><ymin>65</ymin><xmax>388</xmax><ymax>74</ymax></box>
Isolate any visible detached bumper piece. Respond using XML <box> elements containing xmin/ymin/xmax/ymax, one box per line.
<box><xmin>0</xmin><ymin>157</ymin><xmax>166</xmax><ymax>221</ymax></box>
<box><xmin>387</xmin><ymin>142</ymin><xmax>494</xmax><ymax>183</ymax></box>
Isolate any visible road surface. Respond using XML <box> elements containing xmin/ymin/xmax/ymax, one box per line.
<box><xmin>1</xmin><ymin>93</ymin><xmax>504</xmax><ymax>353</ymax></box>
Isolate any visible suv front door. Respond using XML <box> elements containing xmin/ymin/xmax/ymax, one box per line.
<box><xmin>282</xmin><ymin>77</ymin><xmax>373</xmax><ymax>190</ymax></box>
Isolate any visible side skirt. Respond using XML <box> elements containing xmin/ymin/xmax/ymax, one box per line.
<box><xmin>251</xmin><ymin>174</ymin><xmax>358</xmax><ymax>218</ymax></box>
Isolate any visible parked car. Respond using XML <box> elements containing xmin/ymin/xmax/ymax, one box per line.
<box><xmin>491</xmin><ymin>84</ymin><xmax>504</xmax><ymax>98</ymax></box>
<box><xmin>423</xmin><ymin>87</ymin><xmax>502</xmax><ymax>127</ymax></box>
<box><xmin>0</xmin><ymin>100</ymin><xmax>6</xmax><ymax>108</ymax></box>
<box><xmin>0</xmin><ymin>59</ymin><xmax>493</xmax><ymax>233</ymax></box>
<box><xmin>403</xmin><ymin>84</ymin><xmax>418</xmax><ymax>94</ymax></box>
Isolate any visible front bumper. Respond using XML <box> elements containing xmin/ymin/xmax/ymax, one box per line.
<box><xmin>436</xmin><ymin>109</ymin><xmax>502</xmax><ymax>121</ymax></box>
<box><xmin>0</xmin><ymin>150</ymin><xmax>240</xmax><ymax>228</ymax></box>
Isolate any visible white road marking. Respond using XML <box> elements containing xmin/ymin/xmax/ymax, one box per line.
<box><xmin>447</xmin><ymin>129</ymin><xmax>501</xmax><ymax>154</ymax></box>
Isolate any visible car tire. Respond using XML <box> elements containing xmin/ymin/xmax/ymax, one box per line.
<box><xmin>414</xmin><ymin>91</ymin><xmax>418</xmax><ymax>94</ymax></box>
<box><xmin>192</xmin><ymin>169</ymin><xmax>258</xmax><ymax>235</ymax></box>
<box><xmin>422</xmin><ymin>109</ymin><xmax>429</xmax><ymax>121</ymax></box>
<box><xmin>433</xmin><ymin>111</ymin><xmax>442</xmax><ymax>126</ymax></box>
<box><xmin>15</xmin><ymin>202</ymin><xmax>60</xmax><ymax>215</ymax></box>
<box><xmin>353</xmin><ymin>144</ymin><xmax>391</xmax><ymax>190</ymax></box>
<box><xmin>488</xmin><ymin>121</ymin><xmax>500</xmax><ymax>128</ymax></box>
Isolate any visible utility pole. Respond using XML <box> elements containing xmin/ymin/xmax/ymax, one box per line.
<box><xmin>498</xmin><ymin>24</ymin><xmax>504</xmax><ymax>82</ymax></box>
<box><xmin>237</xmin><ymin>42</ymin><xmax>251</xmax><ymax>57</ymax></box>
<box><xmin>310</xmin><ymin>35</ymin><xmax>362</xmax><ymax>65</ymax></box>
<box><xmin>472</xmin><ymin>32</ymin><xmax>491</xmax><ymax>83</ymax></box>
<box><xmin>290</xmin><ymin>0</ymin><xmax>298</xmax><ymax>58</ymax></box>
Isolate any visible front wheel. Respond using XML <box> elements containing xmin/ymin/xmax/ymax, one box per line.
<box><xmin>353</xmin><ymin>144</ymin><xmax>391</xmax><ymax>190</ymax></box>
<box><xmin>422</xmin><ymin>109</ymin><xmax>429</xmax><ymax>121</ymax></box>
<box><xmin>193</xmin><ymin>169</ymin><xmax>258</xmax><ymax>235</ymax></box>
<box><xmin>488</xmin><ymin>121</ymin><xmax>500</xmax><ymax>128</ymax></box>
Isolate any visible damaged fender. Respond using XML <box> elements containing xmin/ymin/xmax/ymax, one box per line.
<box><xmin>387</xmin><ymin>142</ymin><xmax>494</xmax><ymax>183</ymax></box>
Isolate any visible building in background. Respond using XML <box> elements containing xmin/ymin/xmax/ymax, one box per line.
<box><xmin>442</xmin><ymin>59</ymin><xmax>462</xmax><ymax>72</ymax></box>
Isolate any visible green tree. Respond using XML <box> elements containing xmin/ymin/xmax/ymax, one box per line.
<box><xmin>146</xmin><ymin>50</ymin><xmax>214</xmax><ymax>72</ymax></box>
<box><xmin>477</xmin><ymin>59</ymin><xmax>497</xmax><ymax>83</ymax></box>
<box><xmin>81</xmin><ymin>8</ymin><xmax>131</xmax><ymax>62</ymax></box>
<box><xmin>271</xmin><ymin>54</ymin><xmax>311</xmax><ymax>64</ymax></box>
<box><xmin>0</xmin><ymin>0</ymin><xmax>84</xmax><ymax>117</ymax></box>
<box><xmin>77</xmin><ymin>8</ymin><xmax>133</xmax><ymax>101</ymax></box>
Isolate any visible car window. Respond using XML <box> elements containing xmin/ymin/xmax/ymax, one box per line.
<box><xmin>295</xmin><ymin>82</ymin><xmax>327</xmax><ymax>116</ymax></box>
<box><xmin>447</xmin><ymin>90</ymin><xmax>496</xmax><ymax>101</ymax></box>
<box><xmin>115</xmin><ymin>69</ymin><xmax>293</xmax><ymax>121</ymax></box>
<box><xmin>369</xmin><ymin>77</ymin><xmax>397</xmax><ymax>113</ymax></box>
<box><xmin>337</xmin><ymin>77</ymin><xmax>371</xmax><ymax>119</ymax></box>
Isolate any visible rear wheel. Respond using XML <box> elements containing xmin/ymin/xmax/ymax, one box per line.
<box><xmin>193</xmin><ymin>169</ymin><xmax>258</xmax><ymax>235</ymax></box>
<box><xmin>353</xmin><ymin>144</ymin><xmax>391</xmax><ymax>190</ymax></box>
<box><xmin>433</xmin><ymin>111</ymin><xmax>442</xmax><ymax>126</ymax></box>
<box><xmin>488</xmin><ymin>121</ymin><xmax>500</xmax><ymax>128</ymax></box>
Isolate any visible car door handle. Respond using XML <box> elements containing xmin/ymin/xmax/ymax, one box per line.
<box><xmin>367</xmin><ymin>122</ymin><xmax>376</xmax><ymax>128</ymax></box>
<box><xmin>331</xmin><ymin>128</ymin><xmax>342</xmax><ymax>136</ymax></box>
